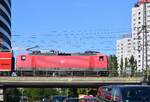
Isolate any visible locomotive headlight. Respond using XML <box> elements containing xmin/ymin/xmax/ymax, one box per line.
<box><xmin>21</xmin><ymin>55</ymin><xmax>26</xmax><ymax>60</ymax></box>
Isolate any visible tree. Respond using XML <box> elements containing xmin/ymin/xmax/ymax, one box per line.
<box><xmin>68</xmin><ymin>88</ymin><xmax>78</xmax><ymax>98</ymax></box>
<box><xmin>113</xmin><ymin>55</ymin><xmax>119</xmax><ymax>76</ymax></box>
<box><xmin>59</xmin><ymin>88</ymin><xmax>69</xmax><ymax>96</ymax></box>
<box><xmin>23</xmin><ymin>88</ymin><xmax>40</xmax><ymax>102</ymax></box>
<box><xmin>108</xmin><ymin>55</ymin><xmax>113</xmax><ymax>76</ymax></box>
<box><xmin>6</xmin><ymin>88</ymin><xmax>21</xmax><ymax>102</ymax></box>
<box><xmin>120</xmin><ymin>57</ymin><xmax>123</xmax><ymax>76</ymax></box>
<box><xmin>108</xmin><ymin>55</ymin><xmax>119</xmax><ymax>76</ymax></box>
<box><xmin>24</xmin><ymin>88</ymin><xmax>59</xmax><ymax>102</ymax></box>
<box><xmin>87</xmin><ymin>89</ymin><xmax>97</xmax><ymax>96</ymax></box>
<box><xmin>77</xmin><ymin>88</ymin><xmax>87</xmax><ymax>95</ymax></box>
<box><xmin>124</xmin><ymin>58</ymin><xmax>128</xmax><ymax>76</ymax></box>
<box><xmin>129</xmin><ymin>55</ymin><xmax>137</xmax><ymax>77</ymax></box>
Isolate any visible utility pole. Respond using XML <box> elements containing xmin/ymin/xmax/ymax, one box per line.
<box><xmin>143</xmin><ymin>2</ymin><xmax>149</xmax><ymax>81</ymax></box>
<box><xmin>137</xmin><ymin>26</ymin><xmax>144</xmax><ymax>75</ymax></box>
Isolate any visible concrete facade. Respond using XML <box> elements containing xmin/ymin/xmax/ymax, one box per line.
<box><xmin>116</xmin><ymin>35</ymin><xmax>133</xmax><ymax>69</ymax></box>
<box><xmin>117</xmin><ymin>0</ymin><xmax>150</xmax><ymax>71</ymax></box>
<box><xmin>132</xmin><ymin>1</ymin><xmax>150</xmax><ymax>71</ymax></box>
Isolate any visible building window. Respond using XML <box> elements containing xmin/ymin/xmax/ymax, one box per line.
<box><xmin>138</xmin><ymin>60</ymin><xmax>141</xmax><ymax>63</ymax></box>
<box><xmin>138</xmin><ymin>17</ymin><xmax>141</xmax><ymax>20</ymax></box>
<box><xmin>147</xmin><ymin>25</ymin><xmax>150</xmax><ymax>28</ymax></box>
<box><xmin>147</xmin><ymin>5</ymin><xmax>150</xmax><ymax>8</ymax></box>
<box><xmin>128</xmin><ymin>43</ymin><xmax>131</xmax><ymax>45</ymax></box>
<box><xmin>147</xmin><ymin>15</ymin><xmax>150</xmax><ymax>17</ymax></box>
<box><xmin>138</xmin><ymin>12</ymin><xmax>141</xmax><ymax>15</ymax></box>
<box><xmin>138</xmin><ymin>36</ymin><xmax>141</xmax><ymax>40</ymax></box>
<box><xmin>138</xmin><ymin>41</ymin><xmax>141</xmax><ymax>44</ymax></box>
<box><xmin>128</xmin><ymin>51</ymin><xmax>131</xmax><ymax>53</ymax></box>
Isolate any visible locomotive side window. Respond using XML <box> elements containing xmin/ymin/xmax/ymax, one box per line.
<box><xmin>21</xmin><ymin>55</ymin><xmax>26</xmax><ymax>60</ymax></box>
<box><xmin>99</xmin><ymin>56</ymin><xmax>104</xmax><ymax>61</ymax></box>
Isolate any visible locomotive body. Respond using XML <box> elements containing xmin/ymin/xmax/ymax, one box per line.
<box><xmin>0</xmin><ymin>52</ymin><xmax>13</xmax><ymax>72</ymax></box>
<box><xmin>16</xmin><ymin>51</ymin><xmax>108</xmax><ymax>76</ymax></box>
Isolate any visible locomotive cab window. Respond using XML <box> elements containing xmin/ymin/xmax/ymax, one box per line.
<box><xmin>99</xmin><ymin>56</ymin><xmax>104</xmax><ymax>61</ymax></box>
<box><xmin>21</xmin><ymin>55</ymin><xmax>26</xmax><ymax>60</ymax></box>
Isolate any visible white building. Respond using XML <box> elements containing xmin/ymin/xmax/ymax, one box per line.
<box><xmin>132</xmin><ymin>0</ymin><xmax>150</xmax><ymax>71</ymax></box>
<box><xmin>117</xmin><ymin>0</ymin><xmax>150</xmax><ymax>71</ymax></box>
<box><xmin>116</xmin><ymin>35</ymin><xmax>133</xmax><ymax>68</ymax></box>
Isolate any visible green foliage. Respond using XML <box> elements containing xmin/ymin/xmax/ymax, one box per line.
<box><xmin>123</xmin><ymin>58</ymin><xmax>129</xmax><ymax>76</ymax></box>
<box><xmin>129</xmin><ymin>55</ymin><xmax>137</xmax><ymax>77</ymax></box>
<box><xmin>125</xmin><ymin>58</ymin><xmax>128</xmax><ymax>68</ymax></box>
<box><xmin>68</xmin><ymin>88</ymin><xmax>78</xmax><ymax>98</ymax></box>
<box><xmin>77</xmin><ymin>88</ymin><xmax>87</xmax><ymax>95</ymax></box>
<box><xmin>5</xmin><ymin>88</ymin><xmax>98</xmax><ymax>102</ymax></box>
<box><xmin>23</xmin><ymin>88</ymin><xmax>40</xmax><ymax>102</ymax></box>
<box><xmin>23</xmin><ymin>88</ymin><xmax>59</xmax><ymax>102</ymax></box>
<box><xmin>120</xmin><ymin>57</ymin><xmax>123</xmax><ymax>76</ymax></box>
<box><xmin>77</xmin><ymin>88</ymin><xmax>98</xmax><ymax>97</ymax></box>
<box><xmin>59</xmin><ymin>88</ymin><xmax>68</xmax><ymax>96</ymax></box>
<box><xmin>87</xmin><ymin>89</ymin><xmax>97</xmax><ymax>96</ymax></box>
<box><xmin>108</xmin><ymin>55</ymin><xmax>119</xmax><ymax>76</ymax></box>
<box><xmin>6</xmin><ymin>88</ymin><xmax>21</xmax><ymax>102</ymax></box>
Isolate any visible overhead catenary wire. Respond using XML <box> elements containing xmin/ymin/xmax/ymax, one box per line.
<box><xmin>12</xmin><ymin>29</ymin><xmax>137</xmax><ymax>54</ymax></box>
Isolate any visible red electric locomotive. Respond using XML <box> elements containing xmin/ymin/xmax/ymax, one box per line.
<box><xmin>0</xmin><ymin>51</ymin><xmax>13</xmax><ymax>73</ymax></box>
<box><xmin>16</xmin><ymin>51</ymin><xmax>108</xmax><ymax>76</ymax></box>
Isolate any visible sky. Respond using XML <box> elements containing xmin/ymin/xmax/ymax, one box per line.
<box><xmin>11</xmin><ymin>0</ymin><xmax>137</xmax><ymax>55</ymax></box>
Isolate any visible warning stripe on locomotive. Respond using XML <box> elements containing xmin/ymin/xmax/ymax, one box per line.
<box><xmin>0</xmin><ymin>58</ymin><xmax>11</xmax><ymax>59</ymax></box>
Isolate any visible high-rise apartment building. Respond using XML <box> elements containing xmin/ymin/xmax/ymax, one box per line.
<box><xmin>116</xmin><ymin>34</ymin><xmax>133</xmax><ymax>69</ymax></box>
<box><xmin>117</xmin><ymin>0</ymin><xmax>150</xmax><ymax>71</ymax></box>
<box><xmin>0</xmin><ymin>0</ymin><xmax>11</xmax><ymax>51</ymax></box>
<box><xmin>132</xmin><ymin>0</ymin><xmax>150</xmax><ymax>70</ymax></box>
